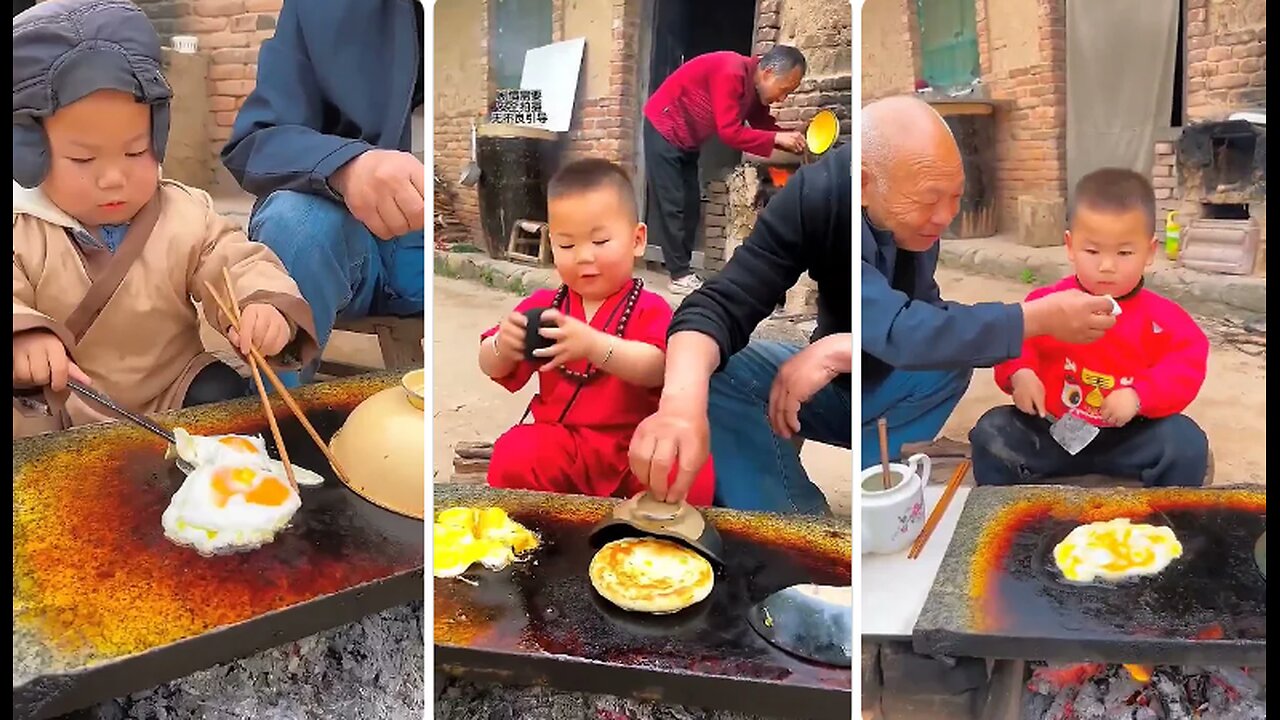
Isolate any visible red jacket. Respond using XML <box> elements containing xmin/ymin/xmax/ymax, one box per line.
<box><xmin>643</xmin><ymin>51</ymin><xmax>782</xmax><ymax>157</ymax></box>
<box><xmin>994</xmin><ymin>278</ymin><xmax>1209</xmax><ymax>427</ymax></box>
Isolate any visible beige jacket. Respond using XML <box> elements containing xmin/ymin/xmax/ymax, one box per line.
<box><xmin>13</xmin><ymin>179</ymin><xmax>318</xmax><ymax>438</ymax></box>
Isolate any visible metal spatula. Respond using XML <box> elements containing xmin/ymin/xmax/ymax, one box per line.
<box><xmin>747</xmin><ymin>584</ymin><xmax>852</xmax><ymax>667</ymax></box>
<box><xmin>1048</xmin><ymin>412</ymin><xmax>1100</xmax><ymax>456</ymax></box>
<box><xmin>67</xmin><ymin>380</ymin><xmax>193</xmax><ymax>473</ymax></box>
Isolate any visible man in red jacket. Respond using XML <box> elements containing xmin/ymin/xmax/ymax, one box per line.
<box><xmin>969</xmin><ymin>168</ymin><xmax>1211</xmax><ymax>487</ymax></box>
<box><xmin>643</xmin><ymin>46</ymin><xmax>809</xmax><ymax>294</ymax></box>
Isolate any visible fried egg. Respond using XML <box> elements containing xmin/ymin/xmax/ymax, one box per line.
<box><xmin>162</xmin><ymin>463</ymin><xmax>302</xmax><ymax>555</ymax></box>
<box><xmin>589</xmin><ymin>537</ymin><xmax>715</xmax><ymax>614</ymax></box>
<box><xmin>1053</xmin><ymin>518</ymin><xmax>1183</xmax><ymax>583</ymax></box>
<box><xmin>432</xmin><ymin>506</ymin><xmax>539</xmax><ymax>578</ymax></box>
<box><xmin>172</xmin><ymin>427</ymin><xmax>325</xmax><ymax>487</ymax></box>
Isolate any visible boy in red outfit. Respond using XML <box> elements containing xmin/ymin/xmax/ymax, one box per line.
<box><xmin>479</xmin><ymin>159</ymin><xmax>716</xmax><ymax>505</ymax></box>
<box><xmin>969</xmin><ymin>168</ymin><xmax>1210</xmax><ymax>487</ymax></box>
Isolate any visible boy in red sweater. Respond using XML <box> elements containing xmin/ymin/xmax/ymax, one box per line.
<box><xmin>479</xmin><ymin>159</ymin><xmax>716</xmax><ymax>505</ymax></box>
<box><xmin>969</xmin><ymin>168</ymin><xmax>1210</xmax><ymax>487</ymax></box>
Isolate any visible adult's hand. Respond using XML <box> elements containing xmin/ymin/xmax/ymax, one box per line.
<box><xmin>628</xmin><ymin>331</ymin><xmax>721</xmax><ymax>503</ymax></box>
<box><xmin>1022</xmin><ymin>290</ymin><xmax>1117</xmax><ymax>345</ymax></box>
<box><xmin>628</xmin><ymin>407</ymin><xmax>711</xmax><ymax>504</ymax></box>
<box><xmin>767</xmin><ymin>333</ymin><xmax>850</xmax><ymax>439</ymax></box>
<box><xmin>329</xmin><ymin>149</ymin><xmax>426</xmax><ymax>240</ymax></box>
<box><xmin>774</xmin><ymin>131</ymin><xmax>807</xmax><ymax>155</ymax></box>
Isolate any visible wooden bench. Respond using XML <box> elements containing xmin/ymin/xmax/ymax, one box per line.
<box><xmin>318</xmin><ymin>315</ymin><xmax>424</xmax><ymax>377</ymax></box>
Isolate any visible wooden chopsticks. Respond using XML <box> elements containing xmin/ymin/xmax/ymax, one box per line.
<box><xmin>204</xmin><ymin>272</ymin><xmax>354</xmax><ymax>488</ymax></box>
<box><xmin>216</xmin><ymin>270</ymin><xmax>297</xmax><ymax>491</ymax></box>
<box><xmin>907</xmin><ymin>459</ymin><xmax>970</xmax><ymax>560</ymax></box>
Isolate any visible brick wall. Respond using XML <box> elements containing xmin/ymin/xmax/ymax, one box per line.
<box><xmin>1185</xmin><ymin>0</ymin><xmax>1266</xmax><ymax>121</ymax></box>
<box><xmin>134</xmin><ymin>0</ymin><xmax>282</xmax><ymax>188</ymax></box>
<box><xmin>557</xmin><ymin>0</ymin><xmax>643</xmax><ymax>172</ymax></box>
<box><xmin>860</xmin><ymin>0</ymin><xmax>1067</xmax><ymax>234</ymax></box>
<box><xmin>860</xmin><ymin>0</ymin><xmax>917</xmax><ymax>102</ymax></box>
<box><xmin>434</xmin><ymin>0</ymin><xmax>491</xmax><ymax>242</ymax></box>
<box><xmin>976</xmin><ymin>0</ymin><xmax>1068</xmax><ymax>232</ymax></box>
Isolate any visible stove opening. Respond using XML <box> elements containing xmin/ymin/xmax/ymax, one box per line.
<box><xmin>1210</xmin><ymin>132</ymin><xmax>1257</xmax><ymax>188</ymax></box>
<box><xmin>1177</xmin><ymin>119</ymin><xmax>1266</xmax><ymax>198</ymax></box>
<box><xmin>1023</xmin><ymin>662</ymin><xmax>1265</xmax><ymax>719</ymax></box>
<box><xmin>1201</xmin><ymin>202</ymin><xmax>1250</xmax><ymax>221</ymax></box>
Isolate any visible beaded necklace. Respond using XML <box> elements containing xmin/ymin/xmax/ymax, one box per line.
<box><xmin>547</xmin><ymin>277</ymin><xmax>643</xmax><ymax>382</ymax></box>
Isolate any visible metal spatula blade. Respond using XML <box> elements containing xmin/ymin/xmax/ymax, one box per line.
<box><xmin>1048</xmin><ymin>412</ymin><xmax>1100</xmax><ymax>456</ymax></box>
<box><xmin>747</xmin><ymin>584</ymin><xmax>852</xmax><ymax>667</ymax></box>
<box><xmin>1256</xmin><ymin>532</ymin><xmax>1265</xmax><ymax>579</ymax></box>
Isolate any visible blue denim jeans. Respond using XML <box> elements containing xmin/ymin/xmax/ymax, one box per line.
<box><xmin>861</xmin><ymin>367</ymin><xmax>972</xmax><ymax>466</ymax></box>
<box><xmin>248</xmin><ymin>190</ymin><xmax>425</xmax><ymax>385</ymax></box>
<box><xmin>969</xmin><ymin>405</ymin><xmax>1209</xmax><ymax>487</ymax></box>
<box><xmin>706</xmin><ymin>341</ymin><xmax>852</xmax><ymax>515</ymax></box>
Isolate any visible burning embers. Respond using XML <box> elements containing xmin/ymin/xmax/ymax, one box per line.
<box><xmin>1024</xmin><ymin>662</ymin><xmax>1265</xmax><ymax>719</ymax></box>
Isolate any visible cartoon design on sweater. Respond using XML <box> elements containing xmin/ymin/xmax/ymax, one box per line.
<box><xmin>1080</xmin><ymin>367</ymin><xmax>1116</xmax><ymax>413</ymax></box>
<box><xmin>1061</xmin><ymin>357</ymin><xmax>1118</xmax><ymax>422</ymax></box>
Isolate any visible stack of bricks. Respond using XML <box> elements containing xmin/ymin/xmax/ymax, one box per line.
<box><xmin>1184</xmin><ymin>0</ymin><xmax>1266</xmax><ymax>121</ymax></box>
<box><xmin>1151</xmin><ymin>140</ymin><xmax>1180</xmax><ymax>220</ymax></box>
<box><xmin>700</xmin><ymin>182</ymin><xmax>730</xmax><ymax>269</ymax></box>
<box><xmin>133</xmin><ymin>0</ymin><xmax>283</xmax><ymax>188</ymax></box>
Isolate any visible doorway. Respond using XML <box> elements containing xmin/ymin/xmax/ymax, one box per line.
<box><xmin>635</xmin><ymin>0</ymin><xmax>760</xmax><ymax>268</ymax></box>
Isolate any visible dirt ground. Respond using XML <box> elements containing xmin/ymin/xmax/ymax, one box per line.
<box><xmin>429</xmin><ymin>267</ymin><xmax>1266</xmax><ymax>519</ymax></box>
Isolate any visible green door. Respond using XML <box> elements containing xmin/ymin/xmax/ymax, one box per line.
<box><xmin>916</xmin><ymin>0</ymin><xmax>980</xmax><ymax>90</ymax></box>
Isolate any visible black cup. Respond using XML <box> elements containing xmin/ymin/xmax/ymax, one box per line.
<box><xmin>523</xmin><ymin>307</ymin><xmax>557</xmax><ymax>361</ymax></box>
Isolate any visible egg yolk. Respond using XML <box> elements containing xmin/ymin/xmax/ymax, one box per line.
<box><xmin>218</xmin><ymin>436</ymin><xmax>262</xmax><ymax>454</ymax></box>
<box><xmin>432</xmin><ymin>506</ymin><xmax>540</xmax><ymax>578</ymax></box>
<box><xmin>212</xmin><ymin>467</ymin><xmax>291</xmax><ymax>507</ymax></box>
<box><xmin>1054</xmin><ymin>519</ymin><xmax>1181</xmax><ymax>582</ymax></box>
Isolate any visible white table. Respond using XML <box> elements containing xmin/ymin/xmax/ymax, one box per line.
<box><xmin>861</xmin><ymin>485</ymin><xmax>971</xmax><ymax>640</ymax></box>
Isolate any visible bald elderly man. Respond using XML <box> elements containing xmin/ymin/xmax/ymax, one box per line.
<box><xmin>861</xmin><ymin>96</ymin><xmax>1118</xmax><ymax>464</ymax></box>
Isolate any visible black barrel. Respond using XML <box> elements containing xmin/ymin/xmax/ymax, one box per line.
<box><xmin>475</xmin><ymin>124</ymin><xmax>559</xmax><ymax>258</ymax></box>
<box><xmin>933</xmin><ymin>101</ymin><xmax>998</xmax><ymax>239</ymax></box>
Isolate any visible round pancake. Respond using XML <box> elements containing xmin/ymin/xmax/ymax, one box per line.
<box><xmin>589</xmin><ymin>537</ymin><xmax>714</xmax><ymax>614</ymax></box>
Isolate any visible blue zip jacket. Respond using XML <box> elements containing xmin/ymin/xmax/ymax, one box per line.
<box><xmin>860</xmin><ymin>213</ymin><xmax>1025</xmax><ymax>389</ymax></box>
<box><xmin>220</xmin><ymin>0</ymin><xmax>422</xmax><ymax>204</ymax></box>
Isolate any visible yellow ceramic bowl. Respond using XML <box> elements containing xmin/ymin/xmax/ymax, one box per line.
<box><xmin>806</xmin><ymin>109</ymin><xmax>839</xmax><ymax>156</ymax></box>
<box><xmin>329</xmin><ymin>370</ymin><xmax>426</xmax><ymax>519</ymax></box>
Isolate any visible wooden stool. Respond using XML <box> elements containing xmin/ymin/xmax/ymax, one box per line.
<box><xmin>319</xmin><ymin>315</ymin><xmax>424</xmax><ymax>377</ymax></box>
<box><xmin>506</xmin><ymin>219</ymin><xmax>551</xmax><ymax>265</ymax></box>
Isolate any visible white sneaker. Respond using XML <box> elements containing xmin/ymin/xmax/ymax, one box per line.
<box><xmin>668</xmin><ymin>274</ymin><xmax>704</xmax><ymax>295</ymax></box>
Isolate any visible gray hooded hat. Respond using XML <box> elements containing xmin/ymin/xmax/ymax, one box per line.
<box><xmin>13</xmin><ymin>0</ymin><xmax>171</xmax><ymax>189</ymax></box>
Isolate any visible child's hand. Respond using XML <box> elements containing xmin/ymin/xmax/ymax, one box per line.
<box><xmin>13</xmin><ymin>330</ymin><xmax>91</xmax><ymax>392</ymax></box>
<box><xmin>1010</xmin><ymin>368</ymin><xmax>1047</xmax><ymax>417</ymax></box>
<box><xmin>1100</xmin><ymin>388</ymin><xmax>1141</xmax><ymax>427</ymax></box>
<box><xmin>492</xmin><ymin>312</ymin><xmax>528</xmax><ymax>363</ymax></box>
<box><xmin>227</xmin><ymin>304</ymin><xmax>292</xmax><ymax>357</ymax></box>
<box><xmin>533</xmin><ymin>309</ymin><xmax>606</xmax><ymax>371</ymax></box>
